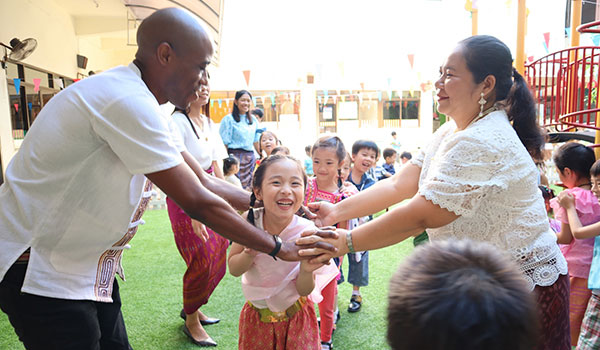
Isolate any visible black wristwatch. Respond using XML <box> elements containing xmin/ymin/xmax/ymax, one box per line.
<box><xmin>268</xmin><ymin>235</ymin><xmax>282</xmax><ymax>260</ymax></box>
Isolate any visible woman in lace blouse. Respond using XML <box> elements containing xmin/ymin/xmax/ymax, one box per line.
<box><xmin>303</xmin><ymin>35</ymin><xmax>569</xmax><ymax>349</ymax></box>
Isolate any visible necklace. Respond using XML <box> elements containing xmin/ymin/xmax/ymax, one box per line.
<box><xmin>459</xmin><ymin>106</ymin><xmax>498</xmax><ymax>131</ymax></box>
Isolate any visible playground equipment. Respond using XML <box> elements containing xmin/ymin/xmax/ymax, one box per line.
<box><xmin>525</xmin><ymin>20</ymin><xmax>600</xmax><ymax>146</ymax></box>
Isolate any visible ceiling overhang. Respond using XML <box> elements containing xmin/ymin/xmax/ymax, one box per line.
<box><xmin>122</xmin><ymin>0</ymin><xmax>224</xmax><ymax>65</ymax></box>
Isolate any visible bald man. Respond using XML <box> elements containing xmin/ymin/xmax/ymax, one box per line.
<box><xmin>0</xmin><ymin>8</ymin><xmax>334</xmax><ymax>350</ymax></box>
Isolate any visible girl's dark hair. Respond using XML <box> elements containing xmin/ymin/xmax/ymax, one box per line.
<box><xmin>553</xmin><ymin>142</ymin><xmax>595</xmax><ymax>180</ymax></box>
<box><xmin>459</xmin><ymin>35</ymin><xmax>544</xmax><ymax>161</ymax></box>
<box><xmin>312</xmin><ymin>136</ymin><xmax>346</xmax><ymax>164</ymax></box>
<box><xmin>222</xmin><ymin>154</ymin><xmax>240</xmax><ymax>175</ymax></box>
<box><xmin>232</xmin><ymin>90</ymin><xmax>253</xmax><ymax>124</ymax></box>
<box><xmin>312</xmin><ymin>136</ymin><xmax>347</xmax><ymax>188</ymax></box>
<box><xmin>591</xmin><ymin>159</ymin><xmax>600</xmax><ymax>178</ymax></box>
<box><xmin>258</xmin><ymin>131</ymin><xmax>279</xmax><ymax>159</ymax></box>
<box><xmin>247</xmin><ymin>155</ymin><xmax>307</xmax><ymax>226</ymax></box>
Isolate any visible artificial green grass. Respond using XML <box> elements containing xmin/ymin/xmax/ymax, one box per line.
<box><xmin>0</xmin><ymin>209</ymin><xmax>413</xmax><ymax>349</ymax></box>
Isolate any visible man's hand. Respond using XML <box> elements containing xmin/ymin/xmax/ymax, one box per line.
<box><xmin>276</xmin><ymin>228</ymin><xmax>339</xmax><ymax>261</ymax></box>
<box><xmin>297</xmin><ymin>228</ymin><xmax>350</xmax><ymax>264</ymax></box>
<box><xmin>297</xmin><ymin>204</ymin><xmax>317</xmax><ymax>220</ymax></box>
<box><xmin>307</xmin><ymin>201</ymin><xmax>337</xmax><ymax>227</ymax></box>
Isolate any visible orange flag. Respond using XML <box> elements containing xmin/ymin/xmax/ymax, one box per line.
<box><xmin>243</xmin><ymin>70</ymin><xmax>251</xmax><ymax>86</ymax></box>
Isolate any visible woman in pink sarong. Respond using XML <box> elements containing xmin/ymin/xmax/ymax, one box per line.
<box><xmin>167</xmin><ymin>78</ymin><xmax>229</xmax><ymax>346</ymax></box>
<box><xmin>228</xmin><ymin>155</ymin><xmax>339</xmax><ymax>350</ymax></box>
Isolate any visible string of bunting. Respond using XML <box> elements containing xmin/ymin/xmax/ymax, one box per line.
<box><xmin>209</xmin><ymin>85</ymin><xmax>432</xmax><ymax>110</ymax></box>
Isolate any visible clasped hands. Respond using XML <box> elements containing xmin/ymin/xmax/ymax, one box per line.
<box><xmin>290</xmin><ymin>201</ymin><xmax>349</xmax><ymax>264</ymax></box>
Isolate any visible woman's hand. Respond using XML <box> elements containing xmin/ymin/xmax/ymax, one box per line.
<box><xmin>276</xmin><ymin>228</ymin><xmax>339</xmax><ymax>261</ymax></box>
<box><xmin>557</xmin><ymin>191</ymin><xmax>576</xmax><ymax>210</ymax></box>
<box><xmin>191</xmin><ymin>219</ymin><xmax>209</xmax><ymax>242</ymax></box>
<box><xmin>307</xmin><ymin>201</ymin><xmax>337</xmax><ymax>227</ymax></box>
<box><xmin>296</xmin><ymin>228</ymin><xmax>350</xmax><ymax>264</ymax></box>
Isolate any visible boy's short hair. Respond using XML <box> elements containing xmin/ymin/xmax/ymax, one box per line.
<box><xmin>400</xmin><ymin>151</ymin><xmax>412</xmax><ymax>160</ymax></box>
<box><xmin>391</xmin><ymin>131</ymin><xmax>397</xmax><ymax>136</ymax></box>
<box><xmin>251</xmin><ymin>108</ymin><xmax>264</xmax><ymax>119</ymax></box>
<box><xmin>304</xmin><ymin>145</ymin><xmax>312</xmax><ymax>153</ymax></box>
<box><xmin>352</xmin><ymin>140</ymin><xmax>380</xmax><ymax>158</ymax></box>
<box><xmin>387</xmin><ymin>240</ymin><xmax>538</xmax><ymax>350</ymax></box>
<box><xmin>383</xmin><ymin>148</ymin><xmax>397</xmax><ymax>159</ymax></box>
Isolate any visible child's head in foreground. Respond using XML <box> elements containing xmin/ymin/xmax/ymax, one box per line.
<box><xmin>387</xmin><ymin>240</ymin><xmax>538</xmax><ymax>350</ymax></box>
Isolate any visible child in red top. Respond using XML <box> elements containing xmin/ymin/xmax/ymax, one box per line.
<box><xmin>304</xmin><ymin>135</ymin><xmax>351</xmax><ymax>350</ymax></box>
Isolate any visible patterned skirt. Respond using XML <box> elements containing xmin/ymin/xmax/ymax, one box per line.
<box><xmin>238</xmin><ymin>301</ymin><xmax>320</xmax><ymax>350</ymax></box>
<box><xmin>535</xmin><ymin>273</ymin><xmax>571</xmax><ymax>350</ymax></box>
<box><xmin>577</xmin><ymin>293</ymin><xmax>600</xmax><ymax>349</ymax></box>
<box><xmin>166</xmin><ymin>197</ymin><xmax>229</xmax><ymax>314</ymax></box>
<box><xmin>228</xmin><ymin>148</ymin><xmax>255</xmax><ymax>190</ymax></box>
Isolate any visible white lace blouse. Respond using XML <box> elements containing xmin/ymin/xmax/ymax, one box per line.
<box><xmin>412</xmin><ymin>110</ymin><xmax>567</xmax><ymax>290</ymax></box>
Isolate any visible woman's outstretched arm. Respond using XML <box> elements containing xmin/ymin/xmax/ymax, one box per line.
<box><xmin>299</xmin><ymin>194</ymin><xmax>458</xmax><ymax>263</ymax></box>
<box><xmin>309</xmin><ymin>163</ymin><xmax>421</xmax><ymax>226</ymax></box>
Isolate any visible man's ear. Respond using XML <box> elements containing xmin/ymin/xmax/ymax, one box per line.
<box><xmin>156</xmin><ymin>42</ymin><xmax>173</xmax><ymax>66</ymax></box>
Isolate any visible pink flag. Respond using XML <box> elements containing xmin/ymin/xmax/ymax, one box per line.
<box><xmin>14</xmin><ymin>103</ymin><xmax>18</xmax><ymax>112</ymax></box>
<box><xmin>543</xmin><ymin>33</ymin><xmax>550</xmax><ymax>50</ymax></box>
<box><xmin>33</xmin><ymin>78</ymin><xmax>41</xmax><ymax>92</ymax></box>
<box><xmin>407</xmin><ymin>54</ymin><xmax>415</xmax><ymax>69</ymax></box>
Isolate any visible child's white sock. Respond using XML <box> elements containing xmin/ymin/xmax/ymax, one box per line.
<box><xmin>352</xmin><ymin>290</ymin><xmax>360</xmax><ymax>297</ymax></box>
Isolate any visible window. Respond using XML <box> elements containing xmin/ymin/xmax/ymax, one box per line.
<box><xmin>401</xmin><ymin>91</ymin><xmax>420</xmax><ymax>120</ymax></box>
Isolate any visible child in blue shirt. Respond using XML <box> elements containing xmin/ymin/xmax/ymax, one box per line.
<box><xmin>378</xmin><ymin>148</ymin><xmax>397</xmax><ymax>181</ymax></box>
<box><xmin>346</xmin><ymin>140</ymin><xmax>379</xmax><ymax>312</ymax></box>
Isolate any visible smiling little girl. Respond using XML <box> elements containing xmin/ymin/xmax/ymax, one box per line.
<box><xmin>228</xmin><ymin>155</ymin><xmax>338</xmax><ymax>350</ymax></box>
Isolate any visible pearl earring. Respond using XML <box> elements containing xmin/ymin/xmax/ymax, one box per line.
<box><xmin>478</xmin><ymin>92</ymin><xmax>486</xmax><ymax>117</ymax></box>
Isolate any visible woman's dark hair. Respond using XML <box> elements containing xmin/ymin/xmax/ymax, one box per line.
<box><xmin>553</xmin><ymin>142</ymin><xmax>595</xmax><ymax>180</ymax></box>
<box><xmin>591</xmin><ymin>159</ymin><xmax>600</xmax><ymax>178</ymax></box>
<box><xmin>258</xmin><ymin>131</ymin><xmax>279</xmax><ymax>158</ymax></box>
<box><xmin>247</xmin><ymin>155</ymin><xmax>307</xmax><ymax>226</ymax></box>
<box><xmin>459</xmin><ymin>35</ymin><xmax>544</xmax><ymax>161</ymax></box>
<box><xmin>232</xmin><ymin>90</ymin><xmax>253</xmax><ymax>124</ymax></box>
<box><xmin>222</xmin><ymin>154</ymin><xmax>240</xmax><ymax>175</ymax></box>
